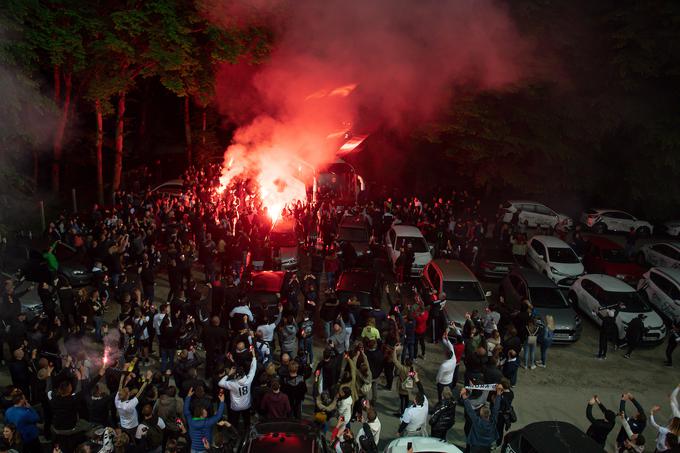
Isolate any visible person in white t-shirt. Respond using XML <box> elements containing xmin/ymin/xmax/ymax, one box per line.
<box><xmin>115</xmin><ymin>370</ymin><xmax>152</xmax><ymax>437</ymax></box>
<box><xmin>218</xmin><ymin>349</ymin><xmax>257</xmax><ymax>430</ymax></box>
<box><xmin>397</xmin><ymin>377</ymin><xmax>429</xmax><ymax>437</ymax></box>
<box><xmin>436</xmin><ymin>328</ymin><xmax>458</xmax><ymax>402</ymax></box>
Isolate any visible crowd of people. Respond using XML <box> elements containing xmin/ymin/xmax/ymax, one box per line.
<box><xmin>0</xmin><ymin>163</ymin><xmax>678</xmax><ymax>453</ymax></box>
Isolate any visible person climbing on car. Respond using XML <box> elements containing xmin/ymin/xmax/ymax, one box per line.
<box><xmin>623</xmin><ymin>314</ymin><xmax>647</xmax><ymax>359</ymax></box>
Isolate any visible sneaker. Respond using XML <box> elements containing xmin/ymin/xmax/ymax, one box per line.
<box><xmin>530</xmin><ymin>365</ymin><xmax>537</xmax><ymax>370</ymax></box>
<box><xmin>537</xmin><ymin>363</ymin><xmax>546</xmax><ymax>368</ymax></box>
<box><xmin>623</xmin><ymin>354</ymin><xmax>631</xmax><ymax>359</ymax></box>
<box><xmin>521</xmin><ymin>365</ymin><xmax>527</xmax><ymax>369</ymax></box>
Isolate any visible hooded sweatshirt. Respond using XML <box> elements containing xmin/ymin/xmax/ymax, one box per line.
<box><xmin>280</xmin><ymin>324</ymin><xmax>298</xmax><ymax>355</ymax></box>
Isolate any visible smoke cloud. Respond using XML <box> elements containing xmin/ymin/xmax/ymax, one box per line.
<box><xmin>209</xmin><ymin>0</ymin><xmax>531</xmax><ymax>206</ymax></box>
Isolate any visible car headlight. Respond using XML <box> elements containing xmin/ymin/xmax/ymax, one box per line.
<box><xmin>615</xmin><ymin>274</ymin><xmax>625</xmax><ymax>280</ymax></box>
<box><xmin>550</xmin><ymin>266</ymin><xmax>563</xmax><ymax>275</ymax></box>
<box><xmin>575</xmin><ymin>315</ymin><xmax>582</xmax><ymax>325</ymax></box>
<box><xmin>72</xmin><ymin>270</ymin><xmax>85</xmax><ymax>275</ymax></box>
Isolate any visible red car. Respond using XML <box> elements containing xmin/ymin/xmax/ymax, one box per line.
<box><xmin>582</xmin><ymin>236</ymin><xmax>644</xmax><ymax>285</ymax></box>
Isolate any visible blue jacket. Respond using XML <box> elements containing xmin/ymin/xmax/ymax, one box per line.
<box><xmin>184</xmin><ymin>396</ymin><xmax>225</xmax><ymax>451</ymax></box>
<box><xmin>5</xmin><ymin>405</ymin><xmax>40</xmax><ymax>442</ymax></box>
<box><xmin>464</xmin><ymin>398</ymin><xmax>500</xmax><ymax>447</ymax></box>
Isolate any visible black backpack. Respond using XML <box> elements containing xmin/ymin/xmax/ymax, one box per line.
<box><xmin>358</xmin><ymin>422</ymin><xmax>377</xmax><ymax>453</ymax></box>
<box><xmin>140</xmin><ymin>418</ymin><xmax>163</xmax><ymax>449</ymax></box>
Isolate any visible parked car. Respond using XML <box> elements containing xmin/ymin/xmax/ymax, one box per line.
<box><xmin>499</xmin><ymin>267</ymin><xmax>582</xmax><ymax>342</ymax></box>
<box><xmin>637</xmin><ymin>241</ymin><xmax>680</xmax><ymax>269</ymax></box>
<box><xmin>526</xmin><ymin>236</ymin><xmax>584</xmax><ymax>289</ymax></box>
<box><xmin>569</xmin><ymin>274</ymin><xmax>666</xmax><ymax>343</ymax></box>
<box><xmin>0</xmin><ymin>242</ymin><xmax>92</xmax><ymax>286</ymax></box>
<box><xmin>385</xmin><ymin>224</ymin><xmax>432</xmax><ymax>277</ymax></box>
<box><xmin>150</xmin><ymin>179</ymin><xmax>184</xmax><ymax>196</ymax></box>
<box><xmin>502</xmin><ymin>421</ymin><xmax>604</xmax><ymax>453</ymax></box>
<box><xmin>582</xmin><ymin>236</ymin><xmax>644</xmax><ymax>286</ymax></box>
<box><xmin>580</xmin><ymin>208</ymin><xmax>653</xmax><ymax>236</ymax></box>
<box><xmin>421</xmin><ymin>259</ymin><xmax>490</xmax><ymax>327</ymax></box>
<box><xmin>237</xmin><ymin>420</ymin><xmax>330</xmax><ymax>453</ymax></box>
<box><xmin>335</xmin><ymin>269</ymin><xmax>382</xmax><ymax>309</ymax></box>
<box><xmin>661</xmin><ymin>220</ymin><xmax>680</xmax><ymax>237</ymax></box>
<box><xmin>638</xmin><ymin>267</ymin><xmax>680</xmax><ymax>323</ymax></box>
<box><xmin>384</xmin><ymin>436</ymin><xmax>463</xmax><ymax>453</ymax></box>
<box><xmin>337</xmin><ymin>214</ymin><xmax>371</xmax><ymax>257</ymax></box>
<box><xmin>475</xmin><ymin>240</ymin><xmax>516</xmax><ymax>280</ymax></box>
<box><xmin>269</xmin><ymin>219</ymin><xmax>299</xmax><ymax>271</ymax></box>
<box><xmin>0</xmin><ymin>276</ymin><xmax>43</xmax><ymax>321</ymax></box>
<box><xmin>500</xmin><ymin>200</ymin><xmax>573</xmax><ymax>229</ymax></box>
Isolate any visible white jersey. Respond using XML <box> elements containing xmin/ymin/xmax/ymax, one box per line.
<box><xmin>218</xmin><ymin>357</ymin><xmax>257</xmax><ymax>411</ymax></box>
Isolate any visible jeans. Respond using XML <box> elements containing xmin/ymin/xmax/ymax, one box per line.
<box><xmin>540</xmin><ymin>341</ymin><xmax>552</xmax><ymax>364</ymax></box>
<box><xmin>93</xmin><ymin>316</ymin><xmax>105</xmax><ymax>342</ymax></box>
<box><xmin>401</xmin><ymin>342</ymin><xmax>416</xmax><ymax>362</ymax></box>
<box><xmin>344</xmin><ymin>326</ymin><xmax>352</xmax><ymax>350</ymax></box>
<box><xmin>324</xmin><ymin>321</ymin><xmax>333</xmax><ymax>340</ymax></box>
<box><xmin>523</xmin><ymin>342</ymin><xmax>536</xmax><ymax>367</ymax></box>
<box><xmin>299</xmin><ymin>337</ymin><xmax>314</xmax><ymax>363</ymax></box>
<box><xmin>326</xmin><ymin>272</ymin><xmax>335</xmax><ymax>290</ymax></box>
<box><xmin>161</xmin><ymin>348</ymin><xmax>175</xmax><ymax>372</ymax></box>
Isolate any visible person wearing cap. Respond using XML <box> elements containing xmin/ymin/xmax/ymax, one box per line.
<box><xmin>624</xmin><ymin>314</ymin><xmax>647</xmax><ymax>359</ymax></box>
<box><xmin>586</xmin><ymin>395</ymin><xmax>616</xmax><ymax>446</ymax></box>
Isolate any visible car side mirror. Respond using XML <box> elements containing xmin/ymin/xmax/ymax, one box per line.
<box><xmin>485</xmin><ymin>290</ymin><xmax>492</xmax><ymax>298</ymax></box>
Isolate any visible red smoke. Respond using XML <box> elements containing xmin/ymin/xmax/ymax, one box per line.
<box><xmin>209</xmin><ymin>0</ymin><xmax>530</xmax><ymax>212</ymax></box>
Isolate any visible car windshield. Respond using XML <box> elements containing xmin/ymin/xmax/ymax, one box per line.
<box><xmin>270</xmin><ymin>231</ymin><xmax>297</xmax><ymax>248</ymax></box>
<box><xmin>337</xmin><ymin>291</ymin><xmax>372</xmax><ymax>307</ymax></box>
<box><xmin>396</xmin><ymin>236</ymin><xmax>429</xmax><ymax>253</ymax></box>
<box><xmin>529</xmin><ymin>287</ymin><xmax>569</xmax><ymax>308</ymax></box>
<box><xmin>442</xmin><ymin>281</ymin><xmax>485</xmax><ymax>301</ymax></box>
<box><xmin>547</xmin><ymin>247</ymin><xmax>580</xmax><ymax>263</ymax></box>
<box><xmin>603</xmin><ymin>290</ymin><xmax>650</xmax><ymax>312</ymax></box>
<box><xmin>601</xmin><ymin>248</ymin><xmax>630</xmax><ymax>263</ymax></box>
<box><xmin>248</xmin><ymin>292</ymin><xmax>279</xmax><ymax>307</ymax></box>
<box><xmin>338</xmin><ymin>227</ymin><xmax>368</xmax><ymax>243</ymax></box>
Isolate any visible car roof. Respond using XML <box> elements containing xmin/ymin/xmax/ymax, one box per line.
<box><xmin>652</xmin><ymin>241</ymin><xmax>680</xmax><ymax>249</ymax></box>
<box><xmin>512</xmin><ymin>267</ymin><xmax>558</xmax><ymax>288</ymax></box>
<box><xmin>386</xmin><ymin>437</ymin><xmax>463</xmax><ymax>453</ymax></box>
<box><xmin>583</xmin><ymin>274</ymin><xmax>634</xmax><ymax>291</ymax></box>
<box><xmin>154</xmin><ymin>179</ymin><xmax>184</xmax><ymax>187</ymax></box>
<box><xmin>247</xmin><ymin>420</ymin><xmax>318</xmax><ymax>452</ymax></box>
<box><xmin>336</xmin><ymin>269</ymin><xmax>377</xmax><ymax>293</ymax></box>
<box><xmin>250</xmin><ymin>271</ymin><xmax>286</xmax><ymax>292</ymax></box>
<box><xmin>584</xmin><ymin>236</ymin><xmax>622</xmax><ymax>250</ymax></box>
<box><xmin>339</xmin><ymin>215</ymin><xmax>368</xmax><ymax>228</ymax></box>
<box><xmin>251</xmin><ymin>419</ymin><xmax>316</xmax><ymax>435</ymax></box>
<box><xmin>507</xmin><ymin>199</ymin><xmax>545</xmax><ymax>205</ymax></box>
<box><xmin>589</xmin><ymin>208</ymin><xmax>629</xmax><ymax>215</ymax></box>
<box><xmin>653</xmin><ymin>267</ymin><xmax>680</xmax><ymax>284</ymax></box>
<box><xmin>517</xmin><ymin>421</ymin><xmax>604</xmax><ymax>453</ymax></box>
<box><xmin>530</xmin><ymin>235</ymin><xmax>572</xmax><ymax>248</ymax></box>
<box><xmin>391</xmin><ymin>224</ymin><xmax>425</xmax><ymax>237</ymax></box>
<box><xmin>432</xmin><ymin>259</ymin><xmax>477</xmax><ymax>282</ymax></box>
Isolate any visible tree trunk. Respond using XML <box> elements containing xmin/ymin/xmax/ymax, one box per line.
<box><xmin>53</xmin><ymin>65</ymin><xmax>60</xmax><ymax>106</ymax></box>
<box><xmin>184</xmin><ymin>96</ymin><xmax>192</xmax><ymax>164</ymax></box>
<box><xmin>33</xmin><ymin>149</ymin><xmax>39</xmax><ymax>189</ymax></box>
<box><xmin>95</xmin><ymin>99</ymin><xmax>104</xmax><ymax>205</ymax></box>
<box><xmin>112</xmin><ymin>92</ymin><xmax>126</xmax><ymax>192</ymax></box>
<box><xmin>136</xmin><ymin>79</ymin><xmax>149</xmax><ymax>156</ymax></box>
<box><xmin>52</xmin><ymin>71</ymin><xmax>71</xmax><ymax>193</ymax></box>
<box><xmin>202</xmin><ymin>108</ymin><xmax>207</xmax><ymax>145</ymax></box>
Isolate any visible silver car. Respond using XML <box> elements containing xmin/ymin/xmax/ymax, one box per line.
<box><xmin>500</xmin><ymin>267</ymin><xmax>582</xmax><ymax>343</ymax></box>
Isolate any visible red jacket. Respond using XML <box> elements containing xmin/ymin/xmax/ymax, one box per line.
<box><xmin>415</xmin><ymin>310</ymin><xmax>429</xmax><ymax>335</ymax></box>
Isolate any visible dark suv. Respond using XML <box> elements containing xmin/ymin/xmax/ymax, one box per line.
<box><xmin>337</xmin><ymin>214</ymin><xmax>371</xmax><ymax>257</ymax></box>
<box><xmin>0</xmin><ymin>242</ymin><xmax>92</xmax><ymax>286</ymax></box>
<box><xmin>499</xmin><ymin>267</ymin><xmax>582</xmax><ymax>343</ymax></box>
<box><xmin>335</xmin><ymin>269</ymin><xmax>383</xmax><ymax>309</ymax></box>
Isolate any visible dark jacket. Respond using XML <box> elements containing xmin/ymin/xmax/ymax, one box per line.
<box><xmin>260</xmin><ymin>391</ymin><xmax>291</xmax><ymax>419</ymax></box>
<box><xmin>625</xmin><ymin>317</ymin><xmax>646</xmax><ymax>343</ymax></box>
<box><xmin>429</xmin><ymin>398</ymin><xmax>456</xmax><ymax>432</ymax></box>
<box><xmin>586</xmin><ymin>403</ymin><xmax>615</xmax><ymax>446</ymax></box>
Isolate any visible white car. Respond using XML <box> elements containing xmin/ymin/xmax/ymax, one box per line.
<box><xmin>580</xmin><ymin>209</ymin><xmax>653</xmax><ymax>236</ymax></box>
<box><xmin>662</xmin><ymin>220</ymin><xmax>680</xmax><ymax>237</ymax></box>
<box><xmin>637</xmin><ymin>242</ymin><xmax>680</xmax><ymax>269</ymax></box>
<box><xmin>500</xmin><ymin>200</ymin><xmax>573</xmax><ymax>229</ymax></box>
<box><xmin>151</xmin><ymin>179</ymin><xmax>184</xmax><ymax>196</ymax></box>
<box><xmin>384</xmin><ymin>437</ymin><xmax>463</xmax><ymax>453</ymax></box>
<box><xmin>569</xmin><ymin>274</ymin><xmax>666</xmax><ymax>342</ymax></box>
<box><xmin>385</xmin><ymin>224</ymin><xmax>432</xmax><ymax>277</ymax></box>
<box><xmin>526</xmin><ymin>236</ymin><xmax>585</xmax><ymax>288</ymax></box>
<box><xmin>638</xmin><ymin>267</ymin><xmax>680</xmax><ymax>323</ymax></box>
